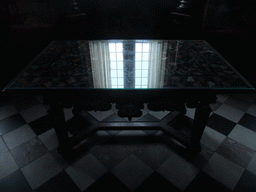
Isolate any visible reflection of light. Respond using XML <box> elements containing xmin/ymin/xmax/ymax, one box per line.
<box><xmin>72</xmin><ymin>0</ymin><xmax>78</xmax><ymax>9</ymax></box>
<box><xmin>135</xmin><ymin>43</ymin><xmax>150</xmax><ymax>88</ymax></box>
<box><xmin>109</xmin><ymin>43</ymin><xmax>124</xmax><ymax>88</ymax></box>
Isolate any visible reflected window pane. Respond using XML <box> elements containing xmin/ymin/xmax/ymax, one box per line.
<box><xmin>142</xmin><ymin>53</ymin><xmax>149</xmax><ymax>60</ymax></box>
<box><xmin>117</xmin><ymin>62</ymin><xmax>123</xmax><ymax>70</ymax></box>
<box><xmin>142</xmin><ymin>70</ymin><xmax>148</xmax><ymax>77</ymax></box>
<box><xmin>135</xmin><ymin>70</ymin><xmax>141</xmax><ymax>78</ymax></box>
<box><xmin>111</xmin><ymin>70</ymin><xmax>117</xmax><ymax>77</ymax></box>
<box><xmin>112</xmin><ymin>78</ymin><xmax>118</xmax><ymax>85</ymax></box>
<box><xmin>136</xmin><ymin>43</ymin><xmax>142</xmax><ymax>52</ymax></box>
<box><xmin>116</xmin><ymin>43</ymin><xmax>123</xmax><ymax>52</ymax></box>
<box><xmin>135</xmin><ymin>85</ymin><xmax>141</xmax><ymax>88</ymax></box>
<box><xmin>135</xmin><ymin>78</ymin><xmax>141</xmax><ymax>85</ymax></box>
<box><xmin>135</xmin><ymin>53</ymin><xmax>142</xmax><ymax>61</ymax></box>
<box><xmin>111</xmin><ymin>62</ymin><xmax>116</xmax><ymax>69</ymax></box>
<box><xmin>135</xmin><ymin>62</ymin><xmax>141</xmax><ymax>69</ymax></box>
<box><xmin>109</xmin><ymin>43</ymin><xmax>116</xmax><ymax>52</ymax></box>
<box><xmin>141</xmin><ymin>86</ymin><xmax>147</xmax><ymax>88</ymax></box>
<box><xmin>142</xmin><ymin>78</ymin><xmax>147</xmax><ymax>85</ymax></box>
<box><xmin>142</xmin><ymin>62</ymin><xmax>149</xmax><ymax>69</ymax></box>
<box><xmin>118</xmin><ymin>79</ymin><xmax>124</xmax><ymax>86</ymax></box>
<box><xmin>110</xmin><ymin>53</ymin><xmax>116</xmax><ymax>61</ymax></box>
<box><xmin>112</xmin><ymin>85</ymin><xmax>118</xmax><ymax>88</ymax></box>
<box><xmin>117</xmin><ymin>70</ymin><xmax>123</xmax><ymax>78</ymax></box>
<box><xmin>116</xmin><ymin>53</ymin><xmax>123</xmax><ymax>60</ymax></box>
<box><xmin>143</xmin><ymin>43</ymin><xmax>150</xmax><ymax>52</ymax></box>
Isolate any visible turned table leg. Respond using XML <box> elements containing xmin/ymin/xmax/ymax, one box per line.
<box><xmin>49</xmin><ymin>102</ymin><xmax>73</xmax><ymax>156</ymax></box>
<box><xmin>187</xmin><ymin>101</ymin><xmax>212</xmax><ymax>154</ymax></box>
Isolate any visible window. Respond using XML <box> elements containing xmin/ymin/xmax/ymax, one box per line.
<box><xmin>135</xmin><ymin>43</ymin><xmax>150</xmax><ymax>88</ymax></box>
<box><xmin>109</xmin><ymin>43</ymin><xmax>124</xmax><ymax>88</ymax></box>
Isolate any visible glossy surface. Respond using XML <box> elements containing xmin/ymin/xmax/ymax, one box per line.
<box><xmin>4</xmin><ymin>40</ymin><xmax>254</xmax><ymax>91</ymax></box>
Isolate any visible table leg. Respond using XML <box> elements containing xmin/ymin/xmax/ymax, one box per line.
<box><xmin>49</xmin><ymin>102</ymin><xmax>73</xmax><ymax>157</ymax></box>
<box><xmin>187</xmin><ymin>102</ymin><xmax>212</xmax><ymax>154</ymax></box>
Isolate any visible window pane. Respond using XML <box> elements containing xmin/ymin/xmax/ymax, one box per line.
<box><xmin>143</xmin><ymin>43</ymin><xmax>150</xmax><ymax>52</ymax></box>
<box><xmin>135</xmin><ymin>85</ymin><xmax>141</xmax><ymax>88</ymax></box>
<box><xmin>142</xmin><ymin>70</ymin><xmax>148</xmax><ymax>77</ymax></box>
<box><xmin>142</xmin><ymin>62</ymin><xmax>149</xmax><ymax>69</ymax></box>
<box><xmin>135</xmin><ymin>53</ymin><xmax>142</xmax><ymax>61</ymax></box>
<box><xmin>111</xmin><ymin>62</ymin><xmax>116</xmax><ymax>69</ymax></box>
<box><xmin>111</xmin><ymin>70</ymin><xmax>117</xmax><ymax>77</ymax></box>
<box><xmin>110</xmin><ymin>53</ymin><xmax>116</xmax><ymax>61</ymax></box>
<box><xmin>112</xmin><ymin>78</ymin><xmax>118</xmax><ymax>85</ymax></box>
<box><xmin>136</xmin><ymin>43</ymin><xmax>142</xmax><ymax>52</ymax></box>
<box><xmin>142</xmin><ymin>78</ymin><xmax>147</xmax><ymax>85</ymax></box>
<box><xmin>117</xmin><ymin>70</ymin><xmax>123</xmax><ymax>78</ymax></box>
<box><xmin>141</xmin><ymin>86</ymin><xmax>147</xmax><ymax>88</ymax></box>
<box><xmin>135</xmin><ymin>78</ymin><xmax>141</xmax><ymax>85</ymax></box>
<box><xmin>117</xmin><ymin>62</ymin><xmax>123</xmax><ymax>70</ymax></box>
<box><xmin>109</xmin><ymin>43</ymin><xmax>116</xmax><ymax>52</ymax></box>
<box><xmin>116</xmin><ymin>53</ymin><xmax>123</xmax><ymax>60</ymax></box>
<box><xmin>142</xmin><ymin>53</ymin><xmax>149</xmax><ymax>60</ymax></box>
<box><xmin>135</xmin><ymin>62</ymin><xmax>141</xmax><ymax>69</ymax></box>
<box><xmin>135</xmin><ymin>70</ymin><xmax>141</xmax><ymax>78</ymax></box>
<box><xmin>118</xmin><ymin>79</ymin><xmax>124</xmax><ymax>86</ymax></box>
<box><xmin>116</xmin><ymin>43</ymin><xmax>123</xmax><ymax>52</ymax></box>
<box><xmin>112</xmin><ymin>85</ymin><xmax>118</xmax><ymax>88</ymax></box>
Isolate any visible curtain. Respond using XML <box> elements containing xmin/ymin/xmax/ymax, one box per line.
<box><xmin>89</xmin><ymin>41</ymin><xmax>111</xmax><ymax>88</ymax></box>
<box><xmin>148</xmin><ymin>40</ymin><xmax>168</xmax><ymax>88</ymax></box>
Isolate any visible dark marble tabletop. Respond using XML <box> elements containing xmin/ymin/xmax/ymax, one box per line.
<box><xmin>3</xmin><ymin>40</ymin><xmax>255</xmax><ymax>92</ymax></box>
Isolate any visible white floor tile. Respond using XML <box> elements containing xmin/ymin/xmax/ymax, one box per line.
<box><xmin>0</xmin><ymin>136</ymin><xmax>8</xmax><ymax>154</ymax></box>
<box><xmin>65</xmin><ymin>153</ymin><xmax>107</xmax><ymax>191</ymax></box>
<box><xmin>216</xmin><ymin>94</ymin><xmax>230</xmax><ymax>103</ymax></box>
<box><xmin>201</xmin><ymin>126</ymin><xmax>226</xmax><ymax>151</ymax></box>
<box><xmin>157</xmin><ymin>154</ymin><xmax>199</xmax><ymax>190</ymax></box>
<box><xmin>111</xmin><ymin>154</ymin><xmax>153</xmax><ymax>191</ymax></box>
<box><xmin>21</xmin><ymin>152</ymin><xmax>63</xmax><ymax>190</ymax></box>
<box><xmin>203</xmin><ymin>153</ymin><xmax>244</xmax><ymax>190</ymax></box>
<box><xmin>228</xmin><ymin>124</ymin><xmax>256</xmax><ymax>150</ymax></box>
<box><xmin>224</xmin><ymin>95</ymin><xmax>252</xmax><ymax>112</ymax></box>
<box><xmin>149</xmin><ymin>111</ymin><xmax>170</xmax><ymax>120</ymax></box>
<box><xmin>185</xmin><ymin>108</ymin><xmax>195</xmax><ymax>119</ymax></box>
<box><xmin>214</xmin><ymin>104</ymin><xmax>245</xmax><ymax>123</ymax></box>
<box><xmin>64</xmin><ymin>108</ymin><xmax>74</xmax><ymax>121</ymax></box>
<box><xmin>2</xmin><ymin>124</ymin><xmax>36</xmax><ymax>150</ymax></box>
<box><xmin>38</xmin><ymin>128</ymin><xmax>59</xmax><ymax>151</ymax></box>
<box><xmin>0</xmin><ymin>105</ymin><xmax>18</xmax><ymax>120</ymax></box>
<box><xmin>247</xmin><ymin>104</ymin><xmax>256</xmax><ymax>117</ymax></box>
<box><xmin>88</xmin><ymin>110</ymin><xmax>114</xmax><ymax>121</ymax></box>
<box><xmin>20</xmin><ymin>104</ymin><xmax>48</xmax><ymax>123</ymax></box>
<box><xmin>247</xmin><ymin>153</ymin><xmax>256</xmax><ymax>175</ymax></box>
<box><xmin>0</xmin><ymin>152</ymin><xmax>19</xmax><ymax>180</ymax></box>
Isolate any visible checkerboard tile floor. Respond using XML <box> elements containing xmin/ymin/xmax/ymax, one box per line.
<box><xmin>1</xmin><ymin>94</ymin><xmax>256</xmax><ymax>191</ymax></box>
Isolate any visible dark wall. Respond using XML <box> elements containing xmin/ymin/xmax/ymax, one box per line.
<box><xmin>1</xmin><ymin>0</ymin><xmax>256</xmax><ymax>90</ymax></box>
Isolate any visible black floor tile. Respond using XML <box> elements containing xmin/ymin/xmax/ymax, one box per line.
<box><xmin>134</xmin><ymin>171</ymin><xmax>181</xmax><ymax>192</ymax></box>
<box><xmin>238</xmin><ymin>113</ymin><xmax>256</xmax><ymax>132</ymax></box>
<box><xmin>234</xmin><ymin>170</ymin><xmax>256</xmax><ymax>192</ymax></box>
<box><xmin>84</xmin><ymin>172</ymin><xmax>130</xmax><ymax>192</ymax></box>
<box><xmin>184</xmin><ymin>171</ymin><xmax>232</xmax><ymax>192</ymax></box>
<box><xmin>0</xmin><ymin>170</ymin><xmax>32</xmax><ymax>192</ymax></box>
<box><xmin>0</xmin><ymin>113</ymin><xmax>26</xmax><ymax>135</ymax></box>
<box><xmin>33</xmin><ymin>170</ymin><xmax>80</xmax><ymax>192</ymax></box>
<box><xmin>28</xmin><ymin>114</ymin><xmax>53</xmax><ymax>135</ymax></box>
<box><xmin>207</xmin><ymin>113</ymin><xmax>236</xmax><ymax>136</ymax></box>
<box><xmin>102</xmin><ymin>113</ymin><xmax>128</xmax><ymax>122</ymax></box>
